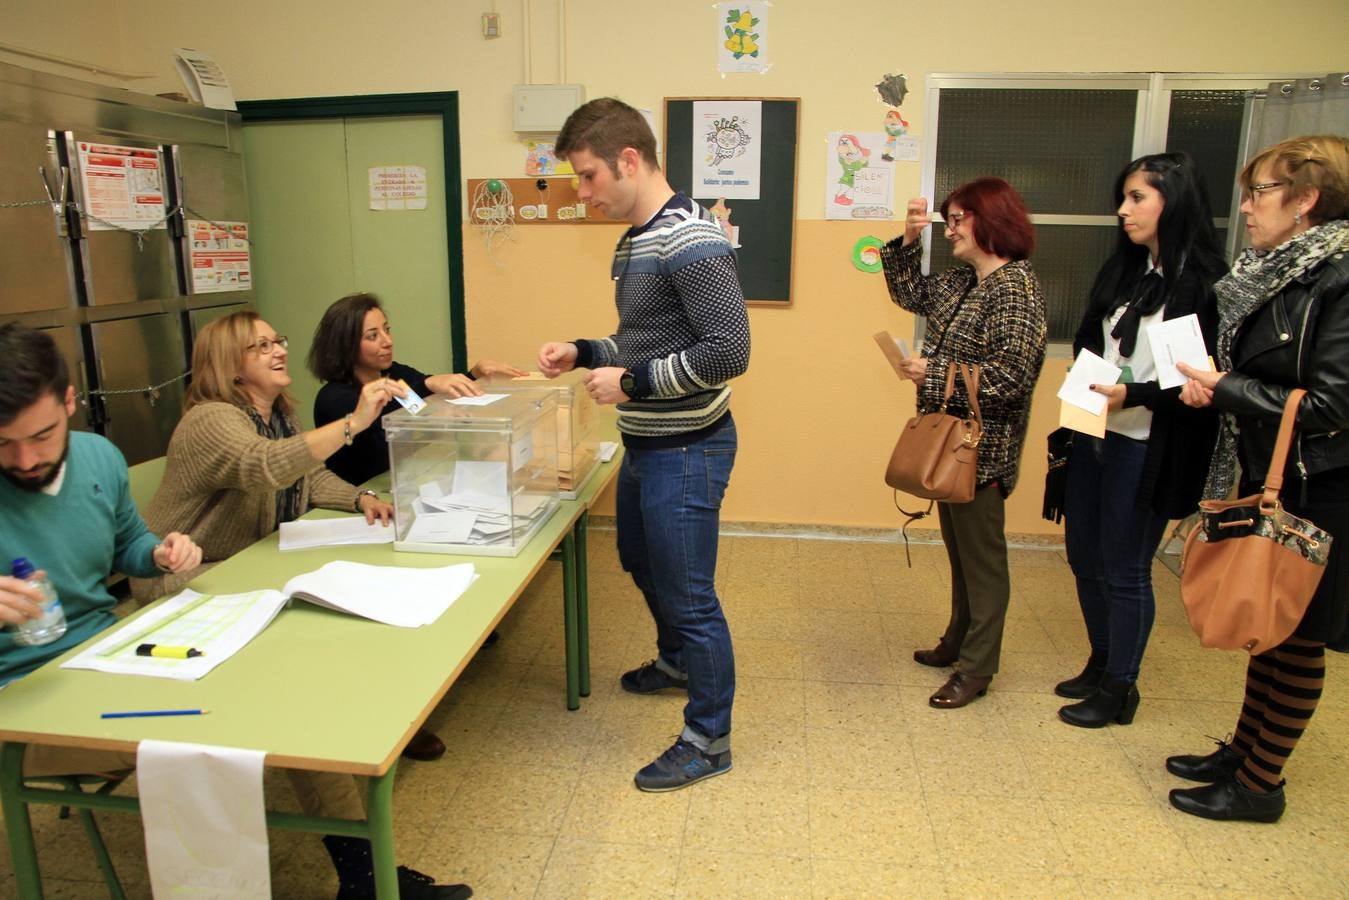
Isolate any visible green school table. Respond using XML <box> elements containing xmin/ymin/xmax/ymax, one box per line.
<box><xmin>0</xmin><ymin>450</ymin><xmax>620</xmax><ymax>899</ymax></box>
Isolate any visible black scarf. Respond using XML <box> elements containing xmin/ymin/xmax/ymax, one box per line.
<box><xmin>1108</xmin><ymin>268</ymin><xmax>1165</xmax><ymax>358</ymax></box>
<box><xmin>245</xmin><ymin>407</ymin><xmax>304</xmax><ymax>526</ymax></box>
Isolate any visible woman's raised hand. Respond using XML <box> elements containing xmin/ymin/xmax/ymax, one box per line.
<box><xmin>353</xmin><ymin>377</ymin><xmax>405</xmax><ymax>430</ymax></box>
<box><xmin>903</xmin><ymin>197</ymin><xmax>932</xmax><ymax>246</ymax></box>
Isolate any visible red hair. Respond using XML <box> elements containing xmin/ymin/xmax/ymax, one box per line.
<box><xmin>940</xmin><ymin>177</ymin><xmax>1035</xmax><ymax>261</ymax></box>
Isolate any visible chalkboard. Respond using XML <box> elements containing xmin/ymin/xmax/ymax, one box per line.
<box><xmin>664</xmin><ymin>98</ymin><xmax>799</xmax><ymax>306</ymax></box>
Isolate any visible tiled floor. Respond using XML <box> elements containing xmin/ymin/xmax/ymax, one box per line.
<box><xmin>4</xmin><ymin>531</ymin><xmax>1348</xmax><ymax>898</ymax></box>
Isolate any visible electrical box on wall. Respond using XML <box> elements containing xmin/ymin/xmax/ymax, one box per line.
<box><xmin>512</xmin><ymin>84</ymin><xmax>586</xmax><ymax>132</ymax></box>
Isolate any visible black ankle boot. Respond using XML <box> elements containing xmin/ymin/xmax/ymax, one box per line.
<box><xmin>1169</xmin><ymin>779</ymin><xmax>1285</xmax><ymax>823</ymax></box>
<box><xmin>1057</xmin><ymin>677</ymin><xmax>1139</xmax><ymax>728</ymax></box>
<box><xmin>1166</xmin><ymin>739</ymin><xmax>1245</xmax><ymax>783</ymax></box>
<box><xmin>322</xmin><ymin>836</ymin><xmax>473</xmax><ymax>900</ymax></box>
<box><xmin>1054</xmin><ymin>654</ymin><xmax>1105</xmax><ymax>699</ymax></box>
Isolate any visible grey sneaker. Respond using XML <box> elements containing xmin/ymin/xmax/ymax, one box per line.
<box><xmin>620</xmin><ymin>660</ymin><xmax>688</xmax><ymax>694</ymax></box>
<box><xmin>634</xmin><ymin>738</ymin><xmax>732</xmax><ymax>792</ymax></box>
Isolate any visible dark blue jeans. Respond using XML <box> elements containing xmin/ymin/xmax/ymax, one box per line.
<box><xmin>616</xmin><ymin>417</ymin><xmax>737</xmax><ymax>748</ymax></box>
<box><xmin>1063</xmin><ymin>431</ymin><xmax>1170</xmax><ymax>682</ymax></box>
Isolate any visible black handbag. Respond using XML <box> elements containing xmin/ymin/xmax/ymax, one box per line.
<box><xmin>1042</xmin><ymin>427</ymin><xmax>1073</xmax><ymax>523</ymax></box>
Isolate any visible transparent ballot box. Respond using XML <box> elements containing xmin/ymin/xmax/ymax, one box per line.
<box><xmin>483</xmin><ymin>370</ymin><xmax>600</xmax><ymax>499</ymax></box>
<box><xmin>384</xmin><ymin>391</ymin><xmax>561</xmax><ymax>557</ymax></box>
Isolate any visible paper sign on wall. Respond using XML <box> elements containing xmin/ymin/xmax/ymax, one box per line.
<box><xmin>187</xmin><ymin>220</ymin><xmax>251</xmax><ymax>294</ymax></box>
<box><xmin>825</xmin><ymin>132</ymin><xmax>895</xmax><ymax>221</ymax></box>
<box><xmin>692</xmin><ymin>100</ymin><xmax>762</xmax><ymax>201</ymax></box>
<box><xmin>76</xmin><ymin>142</ymin><xmax>167</xmax><ymax>231</ymax></box>
<box><xmin>369</xmin><ymin>166</ymin><xmax>428</xmax><ymax>210</ymax></box>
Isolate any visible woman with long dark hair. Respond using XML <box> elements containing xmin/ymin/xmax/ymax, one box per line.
<box><xmin>1056</xmin><ymin>153</ymin><xmax>1227</xmax><ymax>728</ymax></box>
<box><xmin>880</xmin><ymin>177</ymin><xmax>1047</xmax><ymax>709</ymax></box>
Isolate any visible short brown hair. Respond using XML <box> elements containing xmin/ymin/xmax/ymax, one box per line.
<box><xmin>940</xmin><ymin>177</ymin><xmax>1036</xmax><ymax>261</ymax></box>
<box><xmin>1241</xmin><ymin>134</ymin><xmax>1349</xmax><ymax>225</ymax></box>
<box><xmin>0</xmin><ymin>323</ymin><xmax>69</xmax><ymax>425</ymax></box>
<box><xmin>555</xmin><ymin>98</ymin><xmax>659</xmax><ymax>174</ymax></box>
<box><xmin>309</xmin><ymin>292</ymin><xmax>383</xmax><ymax>384</ymax></box>
<box><xmin>185</xmin><ymin>311</ymin><xmax>294</xmax><ymax>416</ymax></box>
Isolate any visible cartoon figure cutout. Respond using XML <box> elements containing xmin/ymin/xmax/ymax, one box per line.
<box><xmin>881</xmin><ymin>109</ymin><xmax>910</xmax><ymax>162</ymax></box>
<box><xmin>835</xmin><ymin>134</ymin><xmax>870</xmax><ymax>207</ymax></box>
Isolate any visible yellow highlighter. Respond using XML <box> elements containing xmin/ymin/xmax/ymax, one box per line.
<box><xmin>135</xmin><ymin>643</ymin><xmax>204</xmax><ymax>659</ymax></box>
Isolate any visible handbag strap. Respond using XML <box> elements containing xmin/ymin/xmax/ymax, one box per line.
<box><xmin>1261</xmin><ymin>388</ymin><xmax>1307</xmax><ymax>509</ymax></box>
<box><xmin>939</xmin><ymin>362</ymin><xmax>983</xmax><ymax>427</ymax></box>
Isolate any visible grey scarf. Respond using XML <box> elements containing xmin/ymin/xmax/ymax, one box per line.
<box><xmin>1202</xmin><ymin>220</ymin><xmax>1349</xmax><ymax>500</ymax></box>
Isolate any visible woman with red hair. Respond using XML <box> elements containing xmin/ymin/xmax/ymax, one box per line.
<box><xmin>878</xmin><ymin>177</ymin><xmax>1047</xmax><ymax>709</ymax></box>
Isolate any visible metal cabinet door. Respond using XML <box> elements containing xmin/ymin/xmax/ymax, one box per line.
<box><xmin>0</xmin><ymin>123</ymin><xmax>73</xmax><ymax>315</ymax></box>
<box><xmin>89</xmin><ymin>314</ymin><xmax>187</xmax><ymax>465</ymax></box>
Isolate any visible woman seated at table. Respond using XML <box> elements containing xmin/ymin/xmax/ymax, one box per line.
<box><xmin>130</xmin><ymin>311</ymin><xmax>469</xmax><ymax>899</ymax></box>
<box><xmin>308</xmin><ymin>291</ymin><xmax>525</xmax><ymax>487</ymax></box>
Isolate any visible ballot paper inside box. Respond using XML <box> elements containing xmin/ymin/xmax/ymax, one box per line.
<box><xmin>384</xmin><ymin>390</ymin><xmax>560</xmax><ymax>556</ymax></box>
<box><xmin>482</xmin><ymin>370</ymin><xmax>600</xmax><ymax>498</ymax></box>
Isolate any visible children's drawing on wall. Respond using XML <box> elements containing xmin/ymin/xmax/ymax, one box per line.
<box><xmin>875</xmin><ymin>72</ymin><xmax>909</xmax><ymax>108</ymax></box>
<box><xmin>524</xmin><ymin>141</ymin><xmax>573</xmax><ymax>177</ymax></box>
<box><xmin>717</xmin><ymin>2</ymin><xmax>771</xmax><ymax>74</ymax></box>
<box><xmin>709</xmin><ymin>198</ymin><xmax>742</xmax><ymax>248</ymax></box>
<box><xmin>874</xmin><ymin>72</ymin><xmax>921</xmax><ymax>162</ymax></box>
<box><xmin>692</xmin><ymin>100</ymin><xmax>761</xmax><ymax>200</ymax></box>
<box><xmin>881</xmin><ymin>109</ymin><xmax>908</xmax><ymax>161</ymax></box>
<box><xmin>826</xmin><ymin>132</ymin><xmax>895</xmax><ymax>221</ymax></box>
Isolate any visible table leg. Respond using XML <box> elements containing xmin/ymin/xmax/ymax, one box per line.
<box><xmin>576</xmin><ymin>511</ymin><xmax>591</xmax><ymax>698</ymax></box>
<box><xmin>1</xmin><ymin>742</ymin><xmax>43</xmax><ymax>899</ymax></box>
<box><xmin>366</xmin><ymin>762</ymin><xmax>399</xmax><ymax>900</ymax></box>
<box><xmin>561</xmin><ymin>529</ymin><xmax>580</xmax><ymax>710</ymax></box>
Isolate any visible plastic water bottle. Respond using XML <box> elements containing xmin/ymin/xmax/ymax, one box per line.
<box><xmin>9</xmin><ymin>557</ymin><xmax>67</xmax><ymax>647</ymax></box>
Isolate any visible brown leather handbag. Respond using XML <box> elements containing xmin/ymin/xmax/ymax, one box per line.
<box><xmin>1180</xmin><ymin>389</ymin><xmax>1333</xmax><ymax>654</ymax></box>
<box><xmin>885</xmin><ymin>362</ymin><xmax>982</xmax><ymax>503</ymax></box>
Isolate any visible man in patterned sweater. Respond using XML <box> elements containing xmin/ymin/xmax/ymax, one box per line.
<box><xmin>541</xmin><ymin>98</ymin><xmax>751</xmax><ymax>791</ymax></box>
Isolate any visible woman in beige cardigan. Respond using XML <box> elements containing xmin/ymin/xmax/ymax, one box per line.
<box><xmin>131</xmin><ymin>312</ymin><xmax>471</xmax><ymax>899</ymax></box>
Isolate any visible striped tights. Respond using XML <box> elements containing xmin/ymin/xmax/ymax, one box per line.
<box><xmin>1229</xmin><ymin>636</ymin><xmax>1326</xmax><ymax>792</ymax></box>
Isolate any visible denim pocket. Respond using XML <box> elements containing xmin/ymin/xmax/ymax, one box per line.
<box><xmin>702</xmin><ymin>447</ymin><xmax>736</xmax><ymax>507</ymax></box>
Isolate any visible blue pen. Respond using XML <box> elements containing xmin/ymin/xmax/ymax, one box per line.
<box><xmin>100</xmin><ymin>709</ymin><xmax>209</xmax><ymax>719</ymax></box>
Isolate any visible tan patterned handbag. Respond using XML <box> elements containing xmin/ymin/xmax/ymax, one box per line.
<box><xmin>1180</xmin><ymin>389</ymin><xmax>1333</xmax><ymax>654</ymax></box>
<box><xmin>885</xmin><ymin>362</ymin><xmax>982</xmax><ymax>503</ymax></box>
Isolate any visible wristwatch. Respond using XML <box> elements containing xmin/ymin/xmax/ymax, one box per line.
<box><xmin>619</xmin><ymin>369</ymin><xmax>636</xmax><ymax>397</ymax></box>
<box><xmin>354</xmin><ymin>489</ymin><xmax>379</xmax><ymax>512</ymax></box>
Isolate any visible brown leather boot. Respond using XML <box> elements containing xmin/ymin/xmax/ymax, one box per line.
<box><xmin>913</xmin><ymin>639</ymin><xmax>959</xmax><ymax>668</ymax></box>
<box><xmin>929</xmin><ymin>671</ymin><xmax>992</xmax><ymax>708</ymax></box>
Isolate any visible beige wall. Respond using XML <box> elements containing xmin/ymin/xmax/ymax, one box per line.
<box><xmin>5</xmin><ymin>1</ymin><xmax>1346</xmax><ymax>533</ymax></box>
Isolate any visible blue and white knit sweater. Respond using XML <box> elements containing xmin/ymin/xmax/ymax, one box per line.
<box><xmin>575</xmin><ymin>194</ymin><xmax>751</xmax><ymax>445</ymax></box>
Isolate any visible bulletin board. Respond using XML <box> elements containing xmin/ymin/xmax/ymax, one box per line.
<box><xmin>464</xmin><ymin>177</ymin><xmax>617</xmax><ymax>225</ymax></box>
<box><xmin>664</xmin><ymin>97</ymin><xmax>799</xmax><ymax>306</ymax></box>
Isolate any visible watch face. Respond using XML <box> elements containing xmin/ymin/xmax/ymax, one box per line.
<box><xmin>621</xmin><ymin>373</ymin><xmax>635</xmax><ymax>393</ymax></box>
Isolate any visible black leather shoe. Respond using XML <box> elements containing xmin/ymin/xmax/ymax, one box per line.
<box><xmin>913</xmin><ymin>639</ymin><xmax>959</xmax><ymax>668</ymax></box>
<box><xmin>1058</xmin><ymin>678</ymin><xmax>1139</xmax><ymax>728</ymax></box>
<box><xmin>1054</xmin><ymin>656</ymin><xmax>1105</xmax><ymax>699</ymax></box>
<box><xmin>1169</xmin><ymin>779</ymin><xmax>1285</xmax><ymax>823</ymax></box>
<box><xmin>401</xmin><ymin>727</ymin><xmax>446</xmax><ymax>762</ymax></box>
<box><xmin>929</xmin><ymin>671</ymin><xmax>991</xmax><ymax>708</ymax></box>
<box><xmin>1166</xmin><ymin>740</ymin><xmax>1244</xmax><ymax>783</ymax></box>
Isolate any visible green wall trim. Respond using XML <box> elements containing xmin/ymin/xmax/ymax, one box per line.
<box><xmin>238</xmin><ymin>93</ymin><xmax>467</xmax><ymax>372</ymax></box>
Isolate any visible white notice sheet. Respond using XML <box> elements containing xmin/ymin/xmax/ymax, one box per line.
<box><xmin>139</xmin><ymin>741</ymin><xmax>269</xmax><ymax>898</ymax></box>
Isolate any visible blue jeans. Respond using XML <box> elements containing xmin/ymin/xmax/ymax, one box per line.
<box><xmin>1063</xmin><ymin>431</ymin><xmax>1170</xmax><ymax>682</ymax></box>
<box><xmin>616</xmin><ymin>417</ymin><xmax>737</xmax><ymax>747</ymax></box>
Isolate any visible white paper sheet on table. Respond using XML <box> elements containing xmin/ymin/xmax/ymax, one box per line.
<box><xmin>138</xmin><ymin>740</ymin><xmax>269</xmax><ymax>899</ymax></box>
<box><xmin>1146</xmin><ymin>313</ymin><xmax>1212</xmax><ymax>390</ymax></box>
<box><xmin>599</xmin><ymin>441</ymin><xmax>618</xmax><ymax>463</ymax></box>
<box><xmin>1057</xmin><ymin>349</ymin><xmax>1122</xmax><ymax>415</ymax></box>
<box><xmin>278</xmin><ymin>515</ymin><xmax>396</xmax><ymax>551</ymax></box>
<box><xmin>282</xmin><ymin>560</ymin><xmax>478</xmax><ymax>627</ymax></box>
<box><xmin>446</xmin><ymin>393</ymin><xmax>508</xmax><ymax>406</ymax></box>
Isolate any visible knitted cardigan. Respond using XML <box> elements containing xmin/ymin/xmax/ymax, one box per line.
<box><xmin>130</xmin><ymin>401</ymin><xmax>360</xmax><ymax>603</ymax></box>
<box><xmin>880</xmin><ymin>237</ymin><xmax>1047</xmax><ymax>494</ymax></box>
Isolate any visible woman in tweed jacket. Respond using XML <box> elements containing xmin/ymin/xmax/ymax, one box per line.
<box><xmin>879</xmin><ymin>177</ymin><xmax>1047</xmax><ymax>709</ymax></box>
<box><xmin>130</xmin><ymin>311</ymin><xmax>398</xmax><ymax>603</ymax></box>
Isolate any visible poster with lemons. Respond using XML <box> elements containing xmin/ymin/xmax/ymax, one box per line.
<box><xmin>717</xmin><ymin>3</ymin><xmax>770</xmax><ymax>74</ymax></box>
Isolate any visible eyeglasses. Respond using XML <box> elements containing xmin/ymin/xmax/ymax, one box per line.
<box><xmin>247</xmin><ymin>335</ymin><xmax>288</xmax><ymax>354</ymax></box>
<box><xmin>1242</xmin><ymin>181</ymin><xmax>1287</xmax><ymax>202</ymax></box>
<box><xmin>944</xmin><ymin>211</ymin><xmax>970</xmax><ymax>228</ymax></box>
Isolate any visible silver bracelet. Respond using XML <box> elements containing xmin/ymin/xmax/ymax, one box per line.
<box><xmin>354</xmin><ymin>489</ymin><xmax>379</xmax><ymax>512</ymax></box>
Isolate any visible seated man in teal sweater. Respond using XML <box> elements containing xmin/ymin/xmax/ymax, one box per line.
<box><xmin>0</xmin><ymin>322</ymin><xmax>202</xmax><ymax>774</ymax></box>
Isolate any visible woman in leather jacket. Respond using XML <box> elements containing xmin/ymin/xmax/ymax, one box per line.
<box><xmin>1172</xmin><ymin>134</ymin><xmax>1349</xmax><ymax>823</ymax></box>
<box><xmin>1055</xmin><ymin>153</ymin><xmax>1226</xmax><ymax>730</ymax></box>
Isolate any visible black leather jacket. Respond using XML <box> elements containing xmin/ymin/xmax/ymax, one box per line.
<box><xmin>1213</xmin><ymin>248</ymin><xmax>1349</xmax><ymax>483</ymax></box>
